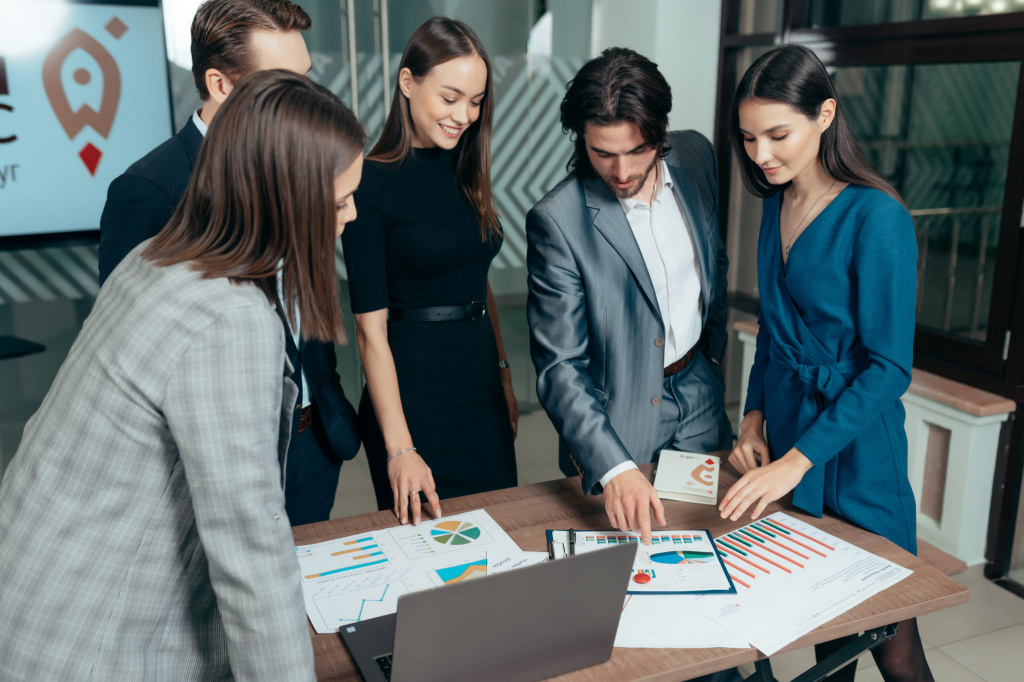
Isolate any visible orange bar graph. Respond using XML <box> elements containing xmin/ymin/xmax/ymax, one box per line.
<box><xmin>331</xmin><ymin>547</ymin><xmax>362</xmax><ymax>556</ymax></box>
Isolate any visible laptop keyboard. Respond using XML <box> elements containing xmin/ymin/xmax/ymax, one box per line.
<box><xmin>374</xmin><ymin>654</ymin><xmax>393</xmax><ymax>680</ymax></box>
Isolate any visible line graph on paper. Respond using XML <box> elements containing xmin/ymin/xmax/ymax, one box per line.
<box><xmin>313</xmin><ymin>582</ymin><xmax>410</xmax><ymax>626</ymax></box>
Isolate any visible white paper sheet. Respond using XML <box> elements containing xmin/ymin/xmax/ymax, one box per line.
<box><xmin>690</xmin><ymin>512</ymin><xmax>912</xmax><ymax>655</ymax></box>
<box><xmin>486</xmin><ymin>551</ymin><xmax>549</xmax><ymax>574</ymax></box>
<box><xmin>614</xmin><ymin>595</ymin><xmax>750</xmax><ymax>649</ymax></box>
<box><xmin>296</xmin><ymin>510</ymin><xmax>521</xmax><ymax>633</ymax></box>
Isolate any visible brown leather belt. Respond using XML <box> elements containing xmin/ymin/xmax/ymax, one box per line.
<box><xmin>297</xmin><ymin>405</ymin><xmax>313</xmax><ymax>433</ymax></box>
<box><xmin>664</xmin><ymin>345</ymin><xmax>699</xmax><ymax>377</ymax></box>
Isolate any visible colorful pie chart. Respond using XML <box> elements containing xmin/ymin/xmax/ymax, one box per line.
<box><xmin>651</xmin><ymin>550</ymin><xmax>714</xmax><ymax>565</ymax></box>
<box><xmin>431</xmin><ymin>520</ymin><xmax>482</xmax><ymax>545</ymax></box>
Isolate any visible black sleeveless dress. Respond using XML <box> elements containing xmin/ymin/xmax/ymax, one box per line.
<box><xmin>341</xmin><ymin>147</ymin><xmax>517</xmax><ymax>510</ymax></box>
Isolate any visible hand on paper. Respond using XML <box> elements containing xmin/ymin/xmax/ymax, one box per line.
<box><xmin>388</xmin><ymin>449</ymin><xmax>442</xmax><ymax>525</ymax></box>
<box><xmin>603</xmin><ymin>468</ymin><xmax>667</xmax><ymax>545</ymax></box>
<box><xmin>729</xmin><ymin>411</ymin><xmax>769</xmax><ymax>475</ymax></box>
<box><xmin>501</xmin><ymin>371</ymin><xmax>519</xmax><ymax>440</ymax></box>
<box><xmin>719</xmin><ymin>447</ymin><xmax>812</xmax><ymax>521</ymax></box>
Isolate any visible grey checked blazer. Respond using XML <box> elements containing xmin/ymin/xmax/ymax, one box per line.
<box><xmin>0</xmin><ymin>243</ymin><xmax>315</xmax><ymax>681</ymax></box>
<box><xmin>527</xmin><ymin>131</ymin><xmax>729</xmax><ymax>495</ymax></box>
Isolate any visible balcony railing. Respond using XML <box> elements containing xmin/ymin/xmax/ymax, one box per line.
<box><xmin>911</xmin><ymin>206</ymin><xmax>1002</xmax><ymax>340</ymax></box>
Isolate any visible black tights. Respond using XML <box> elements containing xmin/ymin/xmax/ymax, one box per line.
<box><xmin>814</xmin><ymin>618</ymin><xmax>933</xmax><ymax>682</ymax></box>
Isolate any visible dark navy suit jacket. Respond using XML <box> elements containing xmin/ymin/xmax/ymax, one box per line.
<box><xmin>99</xmin><ymin>118</ymin><xmax>360</xmax><ymax>465</ymax></box>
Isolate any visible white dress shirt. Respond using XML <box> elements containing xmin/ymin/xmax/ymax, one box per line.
<box><xmin>599</xmin><ymin>159</ymin><xmax>704</xmax><ymax>489</ymax></box>
<box><xmin>195</xmin><ymin>109</ymin><xmax>311</xmax><ymax>407</ymax></box>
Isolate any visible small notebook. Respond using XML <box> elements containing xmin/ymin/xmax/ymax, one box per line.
<box><xmin>653</xmin><ymin>450</ymin><xmax>720</xmax><ymax>505</ymax></box>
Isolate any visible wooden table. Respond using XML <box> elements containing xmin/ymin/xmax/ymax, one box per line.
<box><xmin>293</xmin><ymin>464</ymin><xmax>969</xmax><ymax>682</ymax></box>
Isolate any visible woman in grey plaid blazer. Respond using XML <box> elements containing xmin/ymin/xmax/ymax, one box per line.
<box><xmin>0</xmin><ymin>71</ymin><xmax>365</xmax><ymax>681</ymax></box>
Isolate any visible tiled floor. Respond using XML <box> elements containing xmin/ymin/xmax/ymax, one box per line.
<box><xmin>332</xmin><ymin>407</ymin><xmax>1024</xmax><ymax>682</ymax></box>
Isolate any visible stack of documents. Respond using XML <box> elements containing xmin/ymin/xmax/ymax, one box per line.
<box><xmin>611</xmin><ymin>512</ymin><xmax>912</xmax><ymax>652</ymax></box>
<box><xmin>295</xmin><ymin>510</ymin><xmax>528</xmax><ymax>633</ymax></box>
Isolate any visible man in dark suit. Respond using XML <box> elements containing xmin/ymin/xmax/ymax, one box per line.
<box><xmin>527</xmin><ymin>48</ymin><xmax>732</xmax><ymax>544</ymax></box>
<box><xmin>99</xmin><ymin>0</ymin><xmax>360</xmax><ymax>525</ymax></box>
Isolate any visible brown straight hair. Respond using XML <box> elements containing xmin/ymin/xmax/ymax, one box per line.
<box><xmin>145</xmin><ymin>70</ymin><xmax>365</xmax><ymax>344</ymax></box>
<box><xmin>191</xmin><ymin>0</ymin><xmax>311</xmax><ymax>101</ymax></box>
<box><xmin>371</xmin><ymin>17</ymin><xmax>500</xmax><ymax>241</ymax></box>
<box><xmin>730</xmin><ymin>44</ymin><xmax>904</xmax><ymax>205</ymax></box>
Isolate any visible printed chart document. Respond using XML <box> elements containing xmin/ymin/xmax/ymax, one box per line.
<box><xmin>690</xmin><ymin>512</ymin><xmax>912</xmax><ymax>655</ymax></box>
<box><xmin>614</xmin><ymin>595</ymin><xmax>750</xmax><ymax>649</ymax></box>
<box><xmin>296</xmin><ymin>510</ymin><xmax>520</xmax><ymax>633</ymax></box>
<box><xmin>547</xmin><ymin>529</ymin><xmax>735</xmax><ymax>595</ymax></box>
<box><xmin>486</xmin><ymin>551</ymin><xmax>548</xmax><ymax>575</ymax></box>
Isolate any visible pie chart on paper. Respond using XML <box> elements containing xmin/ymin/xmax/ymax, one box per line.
<box><xmin>651</xmin><ymin>550</ymin><xmax>715</xmax><ymax>565</ymax></box>
<box><xmin>431</xmin><ymin>520</ymin><xmax>482</xmax><ymax>545</ymax></box>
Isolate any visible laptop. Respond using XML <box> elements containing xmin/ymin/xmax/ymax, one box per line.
<box><xmin>339</xmin><ymin>542</ymin><xmax>637</xmax><ymax>682</ymax></box>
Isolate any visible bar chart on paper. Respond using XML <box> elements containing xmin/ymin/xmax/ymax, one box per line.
<box><xmin>690</xmin><ymin>512</ymin><xmax>913</xmax><ymax>655</ymax></box>
<box><xmin>299</xmin><ymin>536</ymin><xmax>390</xmax><ymax>580</ymax></box>
<box><xmin>713</xmin><ymin>516</ymin><xmax>836</xmax><ymax>590</ymax></box>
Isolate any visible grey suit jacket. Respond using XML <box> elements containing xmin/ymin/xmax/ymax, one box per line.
<box><xmin>527</xmin><ymin>131</ymin><xmax>728</xmax><ymax>495</ymax></box>
<box><xmin>0</xmin><ymin>244</ymin><xmax>315</xmax><ymax>681</ymax></box>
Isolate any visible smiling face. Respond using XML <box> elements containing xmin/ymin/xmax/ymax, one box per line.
<box><xmin>399</xmin><ymin>54</ymin><xmax>488</xmax><ymax>149</ymax></box>
<box><xmin>333</xmin><ymin>154</ymin><xmax>363</xmax><ymax>238</ymax></box>
<box><xmin>737</xmin><ymin>98</ymin><xmax>835</xmax><ymax>187</ymax></box>
<box><xmin>583</xmin><ymin>121</ymin><xmax>659</xmax><ymax>199</ymax></box>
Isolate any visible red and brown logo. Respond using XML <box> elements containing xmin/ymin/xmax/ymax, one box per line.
<box><xmin>690</xmin><ymin>457</ymin><xmax>716</xmax><ymax>486</ymax></box>
<box><xmin>41</xmin><ymin>17</ymin><xmax>128</xmax><ymax>176</ymax></box>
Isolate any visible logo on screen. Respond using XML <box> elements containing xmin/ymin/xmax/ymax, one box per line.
<box><xmin>41</xmin><ymin>17</ymin><xmax>128</xmax><ymax>176</ymax></box>
<box><xmin>1</xmin><ymin>56</ymin><xmax>13</xmax><ymax>145</ymax></box>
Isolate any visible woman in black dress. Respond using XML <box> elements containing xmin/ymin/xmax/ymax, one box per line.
<box><xmin>342</xmin><ymin>17</ymin><xmax>517</xmax><ymax>525</ymax></box>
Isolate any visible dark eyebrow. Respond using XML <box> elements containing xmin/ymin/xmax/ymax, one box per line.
<box><xmin>441</xmin><ymin>85</ymin><xmax>487</xmax><ymax>98</ymax></box>
<box><xmin>587</xmin><ymin>143</ymin><xmax>648</xmax><ymax>155</ymax></box>
<box><xmin>738</xmin><ymin>123</ymin><xmax>791</xmax><ymax>136</ymax></box>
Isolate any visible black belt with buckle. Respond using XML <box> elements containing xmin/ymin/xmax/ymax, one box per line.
<box><xmin>389</xmin><ymin>301</ymin><xmax>487</xmax><ymax>322</ymax></box>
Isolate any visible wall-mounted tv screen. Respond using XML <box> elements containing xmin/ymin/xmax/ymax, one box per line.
<box><xmin>0</xmin><ymin>0</ymin><xmax>173</xmax><ymax>248</ymax></box>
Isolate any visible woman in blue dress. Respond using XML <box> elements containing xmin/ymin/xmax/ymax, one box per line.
<box><xmin>720</xmin><ymin>45</ymin><xmax>932</xmax><ymax>681</ymax></box>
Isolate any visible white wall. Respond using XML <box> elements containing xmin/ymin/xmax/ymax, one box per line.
<box><xmin>591</xmin><ymin>0</ymin><xmax>722</xmax><ymax>140</ymax></box>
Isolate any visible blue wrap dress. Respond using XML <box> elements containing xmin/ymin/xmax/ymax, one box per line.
<box><xmin>744</xmin><ymin>184</ymin><xmax>919</xmax><ymax>554</ymax></box>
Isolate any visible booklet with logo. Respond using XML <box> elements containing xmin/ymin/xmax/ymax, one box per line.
<box><xmin>653</xmin><ymin>450</ymin><xmax>720</xmax><ymax>505</ymax></box>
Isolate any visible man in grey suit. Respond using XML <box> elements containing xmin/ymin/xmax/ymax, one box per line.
<box><xmin>528</xmin><ymin>47</ymin><xmax>732</xmax><ymax>544</ymax></box>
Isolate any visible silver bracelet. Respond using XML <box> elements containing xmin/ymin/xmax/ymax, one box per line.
<box><xmin>498</xmin><ymin>360</ymin><xmax>510</xmax><ymax>370</ymax></box>
<box><xmin>386</xmin><ymin>446</ymin><xmax>417</xmax><ymax>462</ymax></box>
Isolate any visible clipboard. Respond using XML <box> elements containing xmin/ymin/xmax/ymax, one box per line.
<box><xmin>546</xmin><ymin>528</ymin><xmax>736</xmax><ymax>595</ymax></box>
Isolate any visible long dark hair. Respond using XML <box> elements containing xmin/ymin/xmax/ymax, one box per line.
<box><xmin>730</xmin><ymin>44</ymin><xmax>903</xmax><ymax>204</ymax></box>
<box><xmin>145</xmin><ymin>70</ymin><xmax>366</xmax><ymax>343</ymax></box>
<box><xmin>559</xmin><ymin>47</ymin><xmax>672</xmax><ymax>177</ymax></box>
<box><xmin>371</xmin><ymin>17</ymin><xmax>499</xmax><ymax>241</ymax></box>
